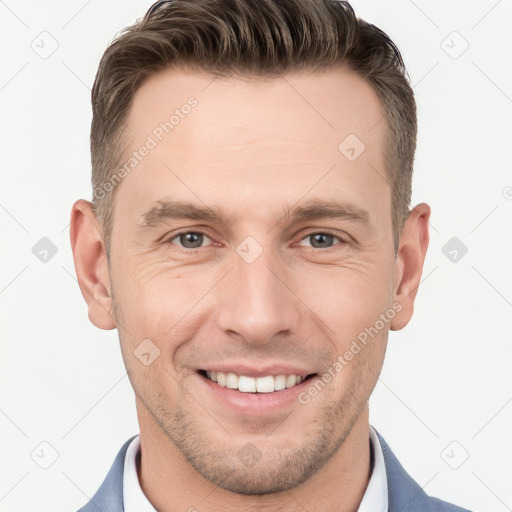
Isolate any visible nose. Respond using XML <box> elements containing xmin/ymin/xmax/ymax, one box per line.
<box><xmin>215</xmin><ymin>240</ymin><xmax>301</xmax><ymax>346</ymax></box>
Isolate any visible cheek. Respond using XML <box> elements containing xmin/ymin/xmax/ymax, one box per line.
<box><xmin>112</xmin><ymin>255</ymin><xmax>204</xmax><ymax>328</ymax></box>
<box><xmin>112</xmin><ymin>258</ymin><xmax>224</xmax><ymax>382</ymax></box>
<box><xmin>293</xmin><ymin>265</ymin><xmax>392</xmax><ymax>389</ymax></box>
<box><xmin>295</xmin><ymin>262</ymin><xmax>394</xmax><ymax>338</ymax></box>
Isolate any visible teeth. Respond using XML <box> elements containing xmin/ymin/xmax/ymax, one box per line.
<box><xmin>204</xmin><ymin>371</ymin><xmax>307</xmax><ymax>393</ymax></box>
<box><xmin>225</xmin><ymin>372</ymin><xmax>238</xmax><ymax>389</ymax></box>
<box><xmin>286</xmin><ymin>375</ymin><xmax>297</xmax><ymax>388</ymax></box>
<box><xmin>274</xmin><ymin>375</ymin><xmax>286</xmax><ymax>391</ymax></box>
<box><xmin>239</xmin><ymin>375</ymin><xmax>257</xmax><ymax>392</ymax></box>
<box><xmin>217</xmin><ymin>371</ymin><xmax>226</xmax><ymax>387</ymax></box>
<box><xmin>255</xmin><ymin>375</ymin><xmax>274</xmax><ymax>393</ymax></box>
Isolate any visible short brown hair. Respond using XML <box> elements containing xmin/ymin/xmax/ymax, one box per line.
<box><xmin>91</xmin><ymin>0</ymin><xmax>416</xmax><ymax>256</ymax></box>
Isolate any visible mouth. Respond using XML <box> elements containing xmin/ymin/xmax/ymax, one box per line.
<box><xmin>198</xmin><ymin>369</ymin><xmax>317</xmax><ymax>393</ymax></box>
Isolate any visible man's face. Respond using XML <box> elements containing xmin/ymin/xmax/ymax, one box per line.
<box><xmin>108</xmin><ymin>66</ymin><xmax>398</xmax><ymax>493</ymax></box>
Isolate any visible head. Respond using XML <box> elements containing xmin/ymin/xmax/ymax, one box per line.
<box><xmin>71</xmin><ymin>0</ymin><xmax>430</xmax><ymax>496</ymax></box>
<box><xmin>90</xmin><ymin>0</ymin><xmax>417</xmax><ymax>258</ymax></box>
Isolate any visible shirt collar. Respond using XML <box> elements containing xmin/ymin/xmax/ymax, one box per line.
<box><xmin>123</xmin><ymin>434</ymin><xmax>157</xmax><ymax>512</ymax></box>
<box><xmin>123</xmin><ymin>424</ymin><xmax>388</xmax><ymax>512</ymax></box>
<box><xmin>358</xmin><ymin>425</ymin><xmax>389</xmax><ymax>512</ymax></box>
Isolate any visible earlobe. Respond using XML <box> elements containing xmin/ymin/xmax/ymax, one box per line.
<box><xmin>69</xmin><ymin>199</ymin><xmax>116</xmax><ymax>330</ymax></box>
<box><xmin>390</xmin><ymin>203</ymin><xmax>431</xmax><ymax>331</ymax></box>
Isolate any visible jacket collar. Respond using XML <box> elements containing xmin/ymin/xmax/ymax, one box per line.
<box><xmin>77</xmin><ymin>435</ymin><xmax>136</xmax><ymax>512</ymax></box>
<box><xmin>374</xmin><ymin>428</ymin><xmax>438</xmax><ymax>511</ymax></box>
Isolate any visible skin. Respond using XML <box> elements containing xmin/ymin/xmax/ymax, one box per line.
<box><xmin>70</xmin><ymin>65</ymin><xmax>430</xmax><ymax>511</ymax></box>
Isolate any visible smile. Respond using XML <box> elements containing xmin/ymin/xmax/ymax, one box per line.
<box><xmin>200</xmin><ymin>370</ymin><xmax>315</xmax><ymax>393</ymax></box>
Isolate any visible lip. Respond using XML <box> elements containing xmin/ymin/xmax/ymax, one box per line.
<box><xmin>197</xmin><ymin>371</ymin><xmax>317</xmax><ymax>416</ymax></box>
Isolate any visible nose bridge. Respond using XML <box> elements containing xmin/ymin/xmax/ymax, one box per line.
<box><xmin>215</xmin><ymin>236</ymin><xmax>299</xmax><ymax>344</ymax></box>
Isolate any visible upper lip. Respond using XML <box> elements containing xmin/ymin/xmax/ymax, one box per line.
<box><xmin>198</xmin><ymin>363</ymin><xmax>315</xmax><ymax>378</ymax></box>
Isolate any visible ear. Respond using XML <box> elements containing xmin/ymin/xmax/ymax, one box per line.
<box><xmin>69</xmin><ymin>199</ymin><xmax>116</xmax><ymax>330</ymax></box>
<box><xmin>390</xmin><ymin>202</ymin><xmax>431</xmax><ymax>331</ymax></box>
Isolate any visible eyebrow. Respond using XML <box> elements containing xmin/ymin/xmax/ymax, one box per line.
<box><xmin>138</xmin><ymin>199</ymin><xmax>371</xmax><ymax>231</ymax></box>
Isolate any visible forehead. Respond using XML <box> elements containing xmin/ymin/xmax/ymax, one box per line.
<box><xmin>128</xmin><ymin>65</ymin><xmax>385</xmax><ymax>148</ymax></box>
<box><xmin>116</xmin><ymin>65</ymin><xmax>390</xmax><ymax>231</ymax></box>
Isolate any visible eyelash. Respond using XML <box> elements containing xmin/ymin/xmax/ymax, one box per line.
<box><xmin>165</xmin><ymin>229</ymin><xmax>349</xmax><ymax>253</ymax></box>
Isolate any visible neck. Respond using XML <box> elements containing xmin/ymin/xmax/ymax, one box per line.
<box><xmin>136</xmin><ymin>402</ymin><xmax>372</xmax><ymax>512</ymax></box>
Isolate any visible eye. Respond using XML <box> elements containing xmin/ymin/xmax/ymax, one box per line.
<box><xmin>168</xmin><ymin>231</ymin><xmax>213</xmax><ymax>249</ymax></box>
<box><xmin>165</xmin><ymin>230</ymin><xmax>347</xmax><ymax>252</ymax></box>
<box><xmin>297</xmin><ymin>231</ymin><xmax>347</xmax><ymax>250</ymax></box>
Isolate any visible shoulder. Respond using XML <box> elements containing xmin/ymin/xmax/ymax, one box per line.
<box><xmin>76</xmin><ymin>435</ymin><xmax>137</xmax><ymax>512</ymax></box>
<box><xmin>429</xmin><ymin>496</ymin><xmax>473</xmax><ymax>512</ymax></box>
<box><xmin>374</xmin><ymin>428</ymin><xmax>472</xmax><ymax>512</ymax></box>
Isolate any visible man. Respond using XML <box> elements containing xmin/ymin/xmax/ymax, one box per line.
<box><xmin>70</xmin><ymin>0</ymin><xmax>471</xmax><ymax>510</ymax></box>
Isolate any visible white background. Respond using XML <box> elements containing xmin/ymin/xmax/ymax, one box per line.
<box><xmin>0</xmin><ymin>1</ymin><xmax>511</xmax><ymax>511</ymax></box>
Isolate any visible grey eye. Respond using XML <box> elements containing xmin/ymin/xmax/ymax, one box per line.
<box><xmin>301</xmin><ymin>233</ymin><xmax>338</xmax><ymax>249</ymax></box>
<box><xmin>172</xmin><ymin>232</ymin><xmax>211</xmax><ymax>249</ymax></box>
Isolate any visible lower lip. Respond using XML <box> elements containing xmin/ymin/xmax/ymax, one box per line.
<box><xmin>197</xmin><ymin>373</ymin><xmax>316</xmax><ymax>416</ymax></box>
